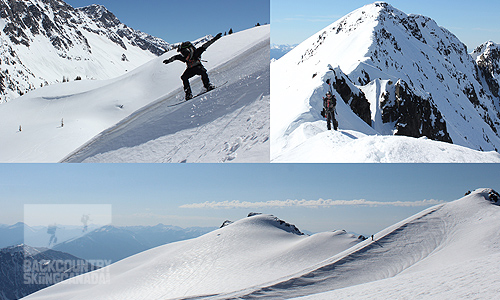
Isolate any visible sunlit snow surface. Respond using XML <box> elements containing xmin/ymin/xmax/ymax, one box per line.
<box><xmin>22</xmin><ymin>189</ymin><xmax>500</xmax><ymax>300</ymax></box>
<box><xmin>0</xmin><ymin>26</ymin><xmax>269</xmax><ymax>162</ymax></box>
<box><xmin>271</xmin><ymin>2</ymin><xmax>500</xmax><ymax>163</ymax></box>
<box><xmin>22</xmin><ymin>214</ymin><xmax>362</xmax><ymax>300</ymax></box>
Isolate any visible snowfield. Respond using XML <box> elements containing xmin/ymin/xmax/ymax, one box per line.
<box><xmin>21</xmin><ymin>214</ymin><xmax>362</xmax><ymax>300</ymax></box>
<box><xmin>0</xmin><ymin>25</ymin><xmax>270</xmax><ymax>163</ymax></box>
<box><xmin>271</xmin><ymin>2</ymin><xmax>500</xmax><ymax>163</ymax></box>
<box><xmin>22</xmin><ymin>189</ymin><xmax>500</xmax><ymax>300</ymax></box>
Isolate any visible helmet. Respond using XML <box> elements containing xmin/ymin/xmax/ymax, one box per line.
<box><xmin>178</xmin><ymin>41</ymin><xmax>194</xmax><ymax>58</ymax></box>
<box><xmin>178</xmin><ymin>41</ymin><xmax>193</xmax><ymax>51</ymax></box>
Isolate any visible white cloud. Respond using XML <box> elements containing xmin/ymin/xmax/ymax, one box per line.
<box><xmin>179</xmin><ymin>199</ymin><xmax>446</xmax><ymax>209</ymax></box>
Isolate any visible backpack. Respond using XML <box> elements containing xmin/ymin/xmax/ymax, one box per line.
<box><xmin>179</xmin><ymin>41</ymin><xmax>200</xmax><ymax>67</ymax></box>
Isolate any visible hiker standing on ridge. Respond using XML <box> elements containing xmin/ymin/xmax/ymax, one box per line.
<box><xmin>163</xmin><ymin>33</ymin><xmax>222</xmax><ymax>100</ymax></box>
<box><xmin>322</xmin><ymin>91</ymin><xmax>338</xmax><ymax>130</ymax></box>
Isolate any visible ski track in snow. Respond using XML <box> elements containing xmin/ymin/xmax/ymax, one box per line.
<box><xmin>62</xmin><ymin>39</ymin><xmax>270</xmax><ymax>163</ymax></box>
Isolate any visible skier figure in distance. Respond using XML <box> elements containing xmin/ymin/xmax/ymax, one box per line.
<box><xmin>322</xmin><ymin>91</ymin><xmax>338</xmax><ymax>130</ymax></box>
<box><xmin>163</xmin><ymin>33</ymin><xmax>223</xmax><ymax>100</ymax></box>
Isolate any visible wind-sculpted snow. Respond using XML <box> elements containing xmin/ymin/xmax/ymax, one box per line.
<box><xmin>213</xmin><ymin>189</ymin><xmax>500</xmax><ymax>299</ymax></box>
<box><xmin>271</xmin><ymin>2</ymin><xmax>500</xmax><ymax>162</ymax></box>
<box><xmin>0</xmin><ymin>25</ymin><xmax>270</xmax><ymax>162</ymax></box>
<box><xmin>19</xmin><ymin>190</ymin><xmax>500</xmax><ymax>299</ymax></box>
<box><xmin>22</xmin><ymin>214</ymin><xmax>362</xmax><ymax>300</ymax></box>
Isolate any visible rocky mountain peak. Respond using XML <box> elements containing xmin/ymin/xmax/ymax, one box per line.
<box><xmin>78</xmin><ymin>4</ymin><xmax>121</xmax><ymax>28</ymax></box>
<box><xmin>279</xmin><ymin>2</ymin><xmax>500</xmax><ymax>155</ymax></box>
<box><xmin>0</xmin><ymin>0</ymin><xmax>172</xmax><ymax>103</ymax></box>
<box><xmin>472</xmin><ymin>41</ymin><xmax>500</xmax><ymax>98</ymax></box>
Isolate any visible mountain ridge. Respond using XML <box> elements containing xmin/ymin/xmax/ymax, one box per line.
<box><xmin>271</xmin><ymin>1</ymin><xmax>500</xmax><ymax>162</ymax></box>
<box><xmin>0</xmin><ymin>0</ymin><xmax>171</xmax><ymax>103</ymax></box>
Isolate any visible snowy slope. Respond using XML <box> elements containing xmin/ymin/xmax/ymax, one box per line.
<box><xmin>215</xmin><ymin>189</ymin><xmax>500</xmax><ymax>299</ymax></box>
<box><xmin>271</xmin><ymin>2</ymin><xmax>500</xmax><ymax>162</ymax></box>
<box><xmin>22</xmin><ymin>214</ymin><xmax>362</xmax><ymax>300</ymax></box>
<box><xmin>21</xmin><ymin>189</ymin><xmax>500</xmax><ymax>299</ymax></box>
<box><xmin>0</xmin><ymin>0</ymin><xmax>171</xmax><ymax>103</ymax></box>
<box><xmin>52</xmin><ymin>224</ymin><xmax>215</xmax><ymax>263</ymax></box>
<box><xmin>272</xmin><ymin>67</ymin><xmax>500</xmax><ymax>162</ymax></box>
<box><xmin>0</xmin><ymin>25</ymin><xmax>270</xmax><ymax>162</ymax></box>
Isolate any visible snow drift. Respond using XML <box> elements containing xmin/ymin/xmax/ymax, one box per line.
<box><xmin>0</xmin><ymin>25</ymin><xmax>270</xmax><ymax>162</ymax></box>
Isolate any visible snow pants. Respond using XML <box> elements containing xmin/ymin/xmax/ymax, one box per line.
<box><xmin>181</xmin><ymin>65</ymin><xmax>211</xmax><ymax>95</ymax></box>
<box><xmin>326</xmin><ymin>111</ymin><xmax>338</xmax><ymax>130</ymax></box>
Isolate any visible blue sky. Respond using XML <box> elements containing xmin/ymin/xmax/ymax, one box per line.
<box><xmin>65</xmin><ymin>0</ymin><xmax>270</xmax><ymax>43</ymax></box>
<box><xmin>272</xmin><ymin>0</ymin><xmax>500</xmax><ymax>50</ymax></box>
<box><xmin>1</xmin><ymin>164</ymin><xmax>499</xmax><ymax>235</ymax></box>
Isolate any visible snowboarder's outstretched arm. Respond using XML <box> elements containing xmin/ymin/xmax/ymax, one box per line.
<box><xmin>163</xmin><ymin>54</ymin><xmax>184</xmax><ymax>64</ymax></box>
<box><xmin>200</xmin><ymin>33</ymin><xmax>223</xmax><ymax>51</ymax></box>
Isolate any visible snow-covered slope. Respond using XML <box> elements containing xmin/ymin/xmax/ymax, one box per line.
<box><xmin>0</xmin><ymin>25</ymin><xmax>270</xmax><ymax>162</ymax></box>
<box><xmin>52</xmin><ymin>224</ymin><xmax>215</xmax><ymax>263</ymax></box>
<box><xmin>22</xmin><ymin>214</ymin><xmax>362</xmax><ymax>300</ymax></box>
<box><xmin>0</xmin><ymin>0</ymin><xmax>171</xmax><ymax>104</ymax></box>
<box><xmin>271</xmin><ymin>2</ymin><xmax>500</xmax><ymax>162</ymax></box>
<box><xmin>215</xmin><ymin>189</ymin><xmax>500</xmax><ymax>299</ymax></box>
<box><xmin>21</xmin><ymin>189</ymin><xmax>500</xmax><ymax>299</ymax></box>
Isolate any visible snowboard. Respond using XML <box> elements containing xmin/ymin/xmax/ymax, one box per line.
<box><xmin>168</xmin><ymin>81</ymin><xmax>228</xmax><ymax>107</ymax></box>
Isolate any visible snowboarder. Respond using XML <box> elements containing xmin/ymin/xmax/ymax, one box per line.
<box><xmin>371</xmin><ymin>235</ymin><xmax>374</xmax><ymax>241</ymax></box>
<box><xmin>163</xmin><ymin>33</ymin><xmax>223</xmax><ymax>100</ymax></box>
<box><xmin>322</xmin><ymin>91</ymin><xmax>338</xmax><ymax>130</ymax></box>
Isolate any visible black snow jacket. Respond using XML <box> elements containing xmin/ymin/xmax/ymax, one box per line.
<box><xmin>323</xmin><ymin>95</ymin><xmax>336</xmax><ymax>112</ymax></box>
<box><xmin>163</xmin><ymin>33</ymin><xmax>222</xmax><ymax>68</ymax></box>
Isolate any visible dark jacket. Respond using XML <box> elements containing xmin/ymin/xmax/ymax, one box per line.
<box><xmin>323</xmin><ymin>95</ymin><xmax>336</xmax><ymax>112</ymax></box>
<box><xmin>163</xmin><ymin>33</ymin><xmax>222</xmax><ymax>68</ymax></box>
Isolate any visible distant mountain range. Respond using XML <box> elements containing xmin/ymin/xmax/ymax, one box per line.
<box><xmin>0</xmin><ymin>223</ymin><xmax>216</xmax><ymax>263</ymax></box>
<box><xmin>270</xmin><ymin>44</ymin><xmax>297</xmax><ymax>60</ymax></box>
<box><xmin>52</xmin><ymin>224</ymin><xmax>216</xmax><ymax>262</ymax></box>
